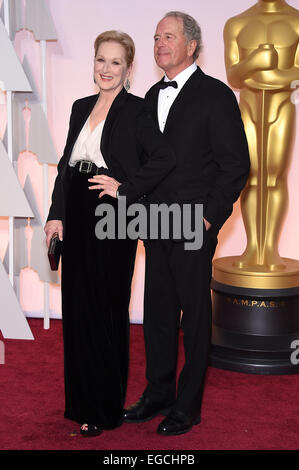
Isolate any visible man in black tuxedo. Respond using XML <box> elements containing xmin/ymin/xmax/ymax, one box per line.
<box><xmin>123</xmin><ymin>11</ymin><xmax>250</xmax><ymax>436</ymax></box>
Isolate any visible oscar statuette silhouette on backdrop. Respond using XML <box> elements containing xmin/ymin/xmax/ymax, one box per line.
<box><xmin>210</xmin><ymin>0</ymin><xmax>299</xmax><ymax>373</ymax></box>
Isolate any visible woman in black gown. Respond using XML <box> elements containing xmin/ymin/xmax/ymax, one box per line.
<box><xmin>44</xmin><ymin>30</ymin><xmax>175</xmax><ymax>437</ymax></box>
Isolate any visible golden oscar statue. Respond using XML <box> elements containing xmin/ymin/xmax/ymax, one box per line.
<box><xmin>210</xmin><ymin>0</ymin><xmax>299</xmax><ymax>374</ymax></box>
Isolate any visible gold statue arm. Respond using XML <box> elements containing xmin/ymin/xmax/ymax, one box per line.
<box><xmin>223</xmin><ymin>21</ymin><xmax>278</xmax><ymax>89</ymax></box>
<box><xmin>296</xmin><ymin>39</ymin><xmax>299</xmax><ymax>67</ymax></box>
<box><xmin>250</xmin><ymin>41</ymin><xmax>299</xmax><ymax>90</ymax></box>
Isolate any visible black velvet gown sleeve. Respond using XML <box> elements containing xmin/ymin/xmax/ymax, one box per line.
<box><xmin>47</xmin><ymin>101</ymin><xmax>78</xmax><ymax>223</ymax></box>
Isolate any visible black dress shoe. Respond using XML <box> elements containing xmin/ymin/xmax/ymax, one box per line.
<box><xmin>123</xmin><ymin>395</ymin><xmax>172</xmax><ymax>423</ymax></box>
<box><xmin>157</xmin><ymin>410</ymin><xmax>201</xmax><ymax>436</ymax></box>
<box><xmin>80</xmin><ymin>423</ymin><xmax>103</xmax><ymax>437</ymax></box>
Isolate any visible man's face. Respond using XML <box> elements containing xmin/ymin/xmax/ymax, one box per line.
<box><xmin>154</xmin><ymin>16</ymin><xmax>194</xmax><ymax>78</ymax></box>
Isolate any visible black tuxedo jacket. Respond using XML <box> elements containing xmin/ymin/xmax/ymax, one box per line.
<box><xmin>47</xmin><ymin>88</ymin><xmax>175</xmax><ymax>227</ymax></box>
<box><xmin>144</xmin><ymin>67</ymin><xmax>250</xmax><ymax>230</ymax></box>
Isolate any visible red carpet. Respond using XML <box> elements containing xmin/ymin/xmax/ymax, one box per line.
<box><xmin>0</xmin><ymin>319</ymin><xmax>299</xmax><ymax>451</ymax></box>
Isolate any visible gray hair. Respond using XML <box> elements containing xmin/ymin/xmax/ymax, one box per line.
<box><xmin>164</xmin><ymin>11</ymin><xmax>202</xmax><ymax>61</ymax></box>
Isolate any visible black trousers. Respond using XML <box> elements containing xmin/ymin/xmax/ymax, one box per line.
<box><xmin>143</xmin><ymin>225</ymin><xmax>218</xmax><ymax>420</ymax></box>
<box><xmin>61</xmin><ymin>169</ymin><xmax>137</xmax><ymax>428</ymax></box>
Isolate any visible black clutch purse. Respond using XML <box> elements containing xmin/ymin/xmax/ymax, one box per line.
<box><xmin>48</xmin><ymin>232</ymin><xmax>62</xmax><ymax>271</ymax></box>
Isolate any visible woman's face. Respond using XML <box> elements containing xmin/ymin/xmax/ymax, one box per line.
<box><xmin>94</xmin><ymin>41</ymin><xmax>130</xmax><ymax>93</ymax></box>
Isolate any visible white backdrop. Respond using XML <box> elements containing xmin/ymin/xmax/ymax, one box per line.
<box><xmin>0</xmin><ymin>0</ymin><xmax>298</xmax><ymax>323</ymax></box>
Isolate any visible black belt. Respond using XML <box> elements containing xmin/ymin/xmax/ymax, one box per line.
<box><xmin>73</xmin><ymin>160</ymin><xmax>108</xmax><ymax>176</ymax></box>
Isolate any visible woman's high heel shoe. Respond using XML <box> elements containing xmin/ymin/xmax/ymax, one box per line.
<box><xmin>80</xmin><ymin>423</ymin><xmax>103</xmax><ymax>437</ymax></box>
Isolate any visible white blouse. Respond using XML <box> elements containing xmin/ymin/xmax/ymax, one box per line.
<box><xmin>68</xmin><ymin>116</ymin><xmax>107</xmax><ymax>168</ymax></box>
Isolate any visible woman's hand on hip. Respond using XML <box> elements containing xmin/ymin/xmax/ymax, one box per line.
<box><xmin>44</xmin><ymin>220</ymin><xmax>63</xmax><ymax>248</ymax></box>
<box><xmin>88</xmin><ymin>175</ymin><xmax>120</xmax><ymax>198</ymax></box>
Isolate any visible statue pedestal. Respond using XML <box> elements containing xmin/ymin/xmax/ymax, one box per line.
<box><xmin>210</xmin><ymin>257</ymin><xmax>299</xmax><ymax>374</ymax></box>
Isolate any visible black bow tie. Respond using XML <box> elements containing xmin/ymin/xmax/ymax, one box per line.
<box><xmin>157</xmin><ymin>80</ymin><xmax>178</xmax><ymax>90</ymax></box>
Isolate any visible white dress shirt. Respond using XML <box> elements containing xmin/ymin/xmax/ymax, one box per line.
<box><xmin>69</xmin><ymin>116</ymin><xmax>107</xmax><ymax>168</ymax></box>
<box><xmin>157</xmin><ymin>62</ymin><xmax>197</xmax><ymax>133</ymax></box>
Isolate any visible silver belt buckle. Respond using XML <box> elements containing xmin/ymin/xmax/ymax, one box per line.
<box><xmin>79</xmin><ymin>160</ymin><xmax>92</xmax><ymax>173</ymax></box>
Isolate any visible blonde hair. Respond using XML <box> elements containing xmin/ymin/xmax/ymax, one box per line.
<box><xmin>94</xmin><ymin>30</ymin><xmax>135</xmax><ymax>67</ymax></box>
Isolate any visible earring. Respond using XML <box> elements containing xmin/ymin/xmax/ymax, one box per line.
<box><xmin>124</xmin><ymin>78</ymin><xmax>130</xmax><ymax>91</ymax></box>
